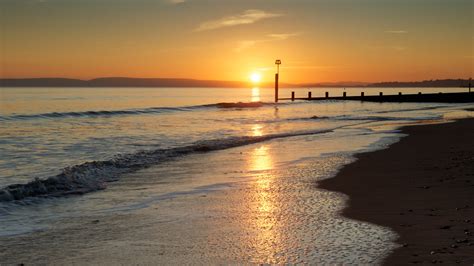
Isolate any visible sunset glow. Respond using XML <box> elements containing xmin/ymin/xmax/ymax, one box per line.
<box><xmin>250</xmin><ymin>73</ymin><xmax>262</xmax><ymax>84</ymax></box>
<box><xmin>0</xmin><ymin>0</ymin><xmax>472</xmax><ymax>83</ymax></box>
<box><xmin>1</xmin><ymin>1</ymin><xmax>473</xmax><ymax>264</ymax></box>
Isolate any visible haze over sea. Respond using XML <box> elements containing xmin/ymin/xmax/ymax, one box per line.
<box><xmin>0</xmin><ymin>86</ymin><xmax>472</xmax><ymax>263</ymax></box>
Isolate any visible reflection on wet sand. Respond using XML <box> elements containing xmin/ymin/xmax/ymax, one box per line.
<box><xmin>250</xmin><ymin>145</ymin><xmax>272</xmax><ymax>172</ymax></box>
<box><xmin>247</xmin><ymin>144</ymin><xmax>283</xmax><ymax>263</ymax></box>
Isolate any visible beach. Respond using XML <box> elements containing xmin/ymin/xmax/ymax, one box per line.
<box><xmin>2</xmin><ymin>0</ymin><xmax>472</xmax><ymax>263</ymax></box>
<box><xmin>319</xmin><ymin>118</ymin><xmax>474</xmax><ymax>264</ymax></box>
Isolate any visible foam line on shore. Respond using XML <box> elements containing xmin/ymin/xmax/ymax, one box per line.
<box><xmin>0</xmin><ymin>126</ymin><xmax>342</xmax><ymax>202</ymax></box>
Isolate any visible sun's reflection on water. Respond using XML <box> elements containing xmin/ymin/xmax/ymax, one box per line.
<box><xmin>251</xmin><ymin>87</ymin><xmax>260</xmax><ymax>102</ymax></box>
<box><xmin>251</xmin><ymin>124</ymin><xmax>264</xmax><ymax>137</ymax></box>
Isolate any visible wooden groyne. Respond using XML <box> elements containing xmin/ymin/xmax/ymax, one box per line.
<box><xmin>279</xmin><ymin>91</ymin><xmax>474</xmax><ymax>103</ymax></box>
<box><xmin>271</xmin><ymin>58</ymin><xmax>472</xmax><ymax>104</ymax></box>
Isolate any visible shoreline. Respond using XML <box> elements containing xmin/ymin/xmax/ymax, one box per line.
<box><xmin>319</xmin><ymin>118</ymin><xmax>474</xmax><ymax>264</ymax></box>
<box><xmin>0</xmin><ymin>126</ymin><xmax>399</xmax><ymax>264</ymax></box>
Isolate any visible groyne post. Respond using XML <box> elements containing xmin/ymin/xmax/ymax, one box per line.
<box><xmin>274</xmin><ymin>59</ymin><xmax>282</xmax><ymax>103</ymax></box>
<box><xmin>325</xmin><ymin>92</ymin><xmax>329</xmax><ymax>98</ymax></box>
<box><xmin>291</xmin><ymin>91</ymin><xmax>295</xmax><ymax>101</ymax></box>
<box><xmin>275</xmin><ymin>73</ymin><xmax>279</xmax><ymax>103</ymax></box>
<box><xmin>361</xmin><ymin>92</ymin><xmax>364</xmax><ymax>97</ymax></box>
<box><xmin>343</xmin><ymin>92</ymin><xmax>347</xmax><ymax>98</ymax></box>
<box><xmin>308</xmin><ymin>91</ymin><xmax>312</xmax><ymax>99</ymax></box>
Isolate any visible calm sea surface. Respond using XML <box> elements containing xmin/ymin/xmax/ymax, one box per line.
<box><xmin>0</xmin><ymin>87</ymin><xmax>471</xmax><ymax>263</ymax></box>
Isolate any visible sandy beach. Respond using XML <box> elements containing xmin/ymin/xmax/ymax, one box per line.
<box><xmin>319</xmin><ymin>118</ymin><xmax>474</xmax><ymax>264</ymax></box>
<box><xmin>2</xmin><ymin>0</ymin><xmax>472</xmax><ymax>263</ymax></box>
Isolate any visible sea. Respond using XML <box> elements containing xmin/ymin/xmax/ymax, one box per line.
<box><xmin>0</xmin><ymin>86</ymin><xmax>472</xmax><ymax>264</ymax></box>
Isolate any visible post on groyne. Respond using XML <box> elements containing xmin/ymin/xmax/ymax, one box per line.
<box><xmin>275</xmin><ymin>73</ymin><xmax>279</xmax><ymax>103</ymax></box>
<box><xmin>275</xmin><ymin>59</ymin><xmax>282</xmax><ymax>103</ymax></box>
<box><xmin>469</xmin><ymin>78</ymin><xmax>472</xmax><ymax>93</ymax></box>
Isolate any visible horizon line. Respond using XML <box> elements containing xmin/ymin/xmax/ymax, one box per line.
<box><xmin>0</xmin><ymin>76</ymin><xmax>471</xmax><ymax>85</ymax></box>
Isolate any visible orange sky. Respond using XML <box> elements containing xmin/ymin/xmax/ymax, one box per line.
<box><xmin>1</xmin><ymin>0</ymin><xmax>472</xmax><ymax>83</ymax></box>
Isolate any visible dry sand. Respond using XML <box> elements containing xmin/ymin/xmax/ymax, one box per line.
<box><xmin>319</xmin><ymin>118</ymin><xmax>474</xmax><ymax>264</ymax></box>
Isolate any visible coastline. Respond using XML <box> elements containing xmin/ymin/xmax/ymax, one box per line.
<box><xmin>319</xmin><ymin>118</ymin><xmax>474</xmax><ymax>264</ymax></box>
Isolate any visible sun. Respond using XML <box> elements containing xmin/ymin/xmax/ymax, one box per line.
<box><xmin>250</xmin><ymin>72</ymin><xmax>262</xmax><ymax>84</ymax></box>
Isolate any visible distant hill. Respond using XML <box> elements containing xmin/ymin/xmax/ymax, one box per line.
<box><xmin>296</xmin><ymin>81</ymin><xmax>369</xmax><ymax>88</ymax></box>
<box><xmin>0</xmin><ymin>78</ymin><xmax>89</xmax><ymax>87</ymax></box>
<box><xmin>368</xmin><ymin>79</ymin><xmax>471</xmax><ymax>88</ymax></box>
<box><xmin>0</xmin><ymin>78</ymin><xmax>370</xmax><ymax>88</ymax></box>
<box><xmin>0</xmin><ymin>77</ymin><xmax>471</xmax><ymax>88</ymax></box>
<box><xmin>0</xmin><ymin>77</ymin><xmax>248</xmax><ymax>88</ymax></box>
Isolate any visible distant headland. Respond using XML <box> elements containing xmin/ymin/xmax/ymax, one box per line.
<box><xmin>0</xmin><ymin>77</ymin><xmax>471</xmax><ymax>88</ymax></box>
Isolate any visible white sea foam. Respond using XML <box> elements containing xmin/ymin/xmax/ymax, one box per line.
<box><xmin>0</xmin><ymin>127</ymin><xmax>338</xmax><ymax>202</ymax></box>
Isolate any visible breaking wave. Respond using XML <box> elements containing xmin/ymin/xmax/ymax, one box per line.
<box><xmin>291</xmin><ymin>114</ymin><xmax>442</xmax><ymax>122</ymax></box>
<box><xmin>374</xmin><ymin>105</ymin><xmax>453</xmax><ymax>114</ymax></box>
<box><xmin>0</xmin><ymin>128</ymin><xmax>334</xmax><ymax>202</ymax></box>
<box><xmin>0</xmin><ymin>102</ymin><xmax>273</xmax><ymax>121</ymax></box>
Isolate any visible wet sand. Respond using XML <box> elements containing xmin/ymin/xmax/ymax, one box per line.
<box><xmin>319</xmin><ymin>118</ymin><xmax>474</xmax><ymax>264</ymax></box>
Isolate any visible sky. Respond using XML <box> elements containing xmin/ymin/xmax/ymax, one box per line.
<box><xmin>0</xmin><ymin>0</ymin><xmax>473</xmax><ymax>83</ymax></box>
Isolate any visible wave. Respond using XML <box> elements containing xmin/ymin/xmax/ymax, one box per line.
<box><xmin>0</xmin><ymin>102</ymin><xmax>273</xmax><ymax>121</ymax></box>
<box><xmin>289</xmin><ymin>114</ymin><xmax>442</xmax><ymax>122</ymax></box>
<box><xmin>375</xmin><ymin>105</ymin><xmax>452</xmax><ymax>114</ymax></box>
<box><xmin>212</xmin><ymin>102</ymin><xmax>268</xmax><ymax>108</ymax></box>
<box><xmin>0</xmin><ymin>127</ymin><xmax>334</xmax><ymax>202</ymax></box>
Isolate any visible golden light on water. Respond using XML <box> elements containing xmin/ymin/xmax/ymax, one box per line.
<box><xmin>251</xmin><ymin>124</ymin><xmax>264</xmax><ymax>137</ymax></box>
<box><xmin>251</xmin><ymin>87</ymin><xmax>260</xmax><ymax>102</ymax></box>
